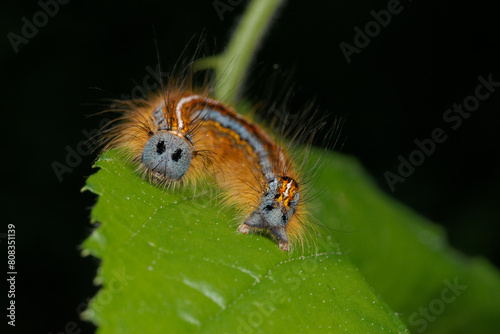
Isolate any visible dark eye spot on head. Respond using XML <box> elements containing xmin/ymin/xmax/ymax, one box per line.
<box><xmin>156</xmin><ymin>140</ymin><xmax>166</xmax><ymax>154</ymax></box>
<box><xmin>171</xmin><ymin>148</ymin><xmax>182</xmax><ymax>162</ymax></box>
<box><xmin>265</xmin><ymin>205</ymin><xmax>274</xmax><ymax>211</ymax></box>
<box><xmin>282</xmin><ymin>214</ymin><xmax>287</xmax><ymax>223</ymax></box>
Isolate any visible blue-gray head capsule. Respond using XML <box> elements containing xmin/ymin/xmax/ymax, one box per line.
<box><xmin>141</xmin><ymin>131</ymin><xmax>193</xmax><ymax>181</ymax></box>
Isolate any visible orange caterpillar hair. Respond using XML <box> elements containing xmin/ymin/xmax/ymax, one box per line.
<box><xmin>192</xmin><ymin>103</ymin><xmax>316</xmax><ymax>251</ymax></box>
<box><xmin>99</xmin><ymin>64</ymin><xmax>319</xmax><ymax>251</ymax></box>
<box><xmin>99</xmin><ymin>75</ymin><xmax>221</xmax><ymax>190</ymax></box>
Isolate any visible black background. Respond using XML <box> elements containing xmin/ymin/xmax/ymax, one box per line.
<box><xmin>2</xmin><ymin>0</ymin><xmax>499</xmax><ymax>333</ymax></box>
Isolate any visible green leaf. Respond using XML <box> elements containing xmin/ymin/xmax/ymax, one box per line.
<box><xmin>83</xmin><ymin>148</ymin><xmax>500</xmax><ymax>333</ymax></box>
<box><xmin>82</xmin><ymin>149</ymin><xmax>408</xmax><ymax>333</ymax></box>
<box><xmin>312</xmin><ymin>152</ymin><xmax>500</xmax><ymax>333</ymax></box>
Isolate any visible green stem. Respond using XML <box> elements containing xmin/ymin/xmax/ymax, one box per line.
<box><xmin>207</xmin><ymin>0</ymin><xmax>285</xmax><ymax>104</ymax></box>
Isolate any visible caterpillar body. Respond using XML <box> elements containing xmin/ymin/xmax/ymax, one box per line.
<box><xmin>193</xmin><ymin>102</ymin><xmax>305</xmax><ymax>251</ymax></box>
<box><xmin>101</xmin><ymin>83</ymin><xmax>310</xmax><ymax>251</ymax></box>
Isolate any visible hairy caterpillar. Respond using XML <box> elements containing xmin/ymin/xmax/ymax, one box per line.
<box><xmin>192</xmin><ymin>103</ymin><xmax>312</xmax><ymax>251</ymax></box>
<box><xmin>99</xmin><ymin>68</ymin><xmax>319</xmax><ymax>251</ymax></box>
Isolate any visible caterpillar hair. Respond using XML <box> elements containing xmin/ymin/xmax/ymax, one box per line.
<box><xmin>97</xmin><ymin>52</ymin><xmax>338</xmax><ymax>251</ymax></box>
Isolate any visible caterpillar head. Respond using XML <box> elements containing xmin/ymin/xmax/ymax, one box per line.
<box><xmin>141</xmin><ymin>131</ymin><xmax>194</xmax><ymax>181</ymax></box>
